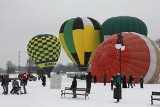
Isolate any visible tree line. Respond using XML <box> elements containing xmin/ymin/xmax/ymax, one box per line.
<box><xmin>0</xmin><ymin>58</ymin><xmax>89</xmax><ymax>74</ymax></box>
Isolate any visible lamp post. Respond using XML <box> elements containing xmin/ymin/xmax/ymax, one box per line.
<box><xmin>114</xmin><ymin>32</ymin><xmax>125</xmax><ymax>102</ymax></box>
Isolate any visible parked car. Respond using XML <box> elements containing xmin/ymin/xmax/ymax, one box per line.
<box><xmin>28</xmin><ymin>74</ymin><xmax>37</xmax><ymax>81</ymax></box>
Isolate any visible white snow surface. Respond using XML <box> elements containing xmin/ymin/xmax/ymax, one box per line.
<box><xmin>0</xmin><ymin>74</ymin><xmax>160</xmax><ymax>107</ymax></box>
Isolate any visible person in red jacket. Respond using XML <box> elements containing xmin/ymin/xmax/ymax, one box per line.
<box><xmin>21</xmin><ymin>72</ymin><xmax>28</xmax><ymax>94</ymax></box>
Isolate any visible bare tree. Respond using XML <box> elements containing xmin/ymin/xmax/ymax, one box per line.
<box><xmin>26</xmin><ymin>58</ymin><xmax>35</xmax><ymax>73</ymax></box>
<box><xmin>155</xmin><ymin>39</ymin><xmax>160</xmax><ymax>48</ymax></box>
<box><xmin>6</xmin><ymin>60</ymin><xmax>16</xmax><ymax>74</ymax></box>
<box><xmin>0</xmin><ymin>67</ymin><xmax>4</xmax><ymax>73</ymax></box>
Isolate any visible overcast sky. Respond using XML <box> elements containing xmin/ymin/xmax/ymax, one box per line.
<box><xmin>0</xmin><ymin>0</ymin><xmax>160</xmax><ymax>69</ymax></box>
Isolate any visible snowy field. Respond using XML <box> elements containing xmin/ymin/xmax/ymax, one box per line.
<box><xmin>0</xmin><ymin>74</ymin><xmax>160</xmax><ymax>107</ymax></box>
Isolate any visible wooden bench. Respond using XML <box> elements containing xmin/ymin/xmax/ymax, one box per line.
<box><xmin>151</xmin><ymin>91</ymin><xmax>160</xmax><ymax>105</ymax></box>
<box><xmin>61</xmin><ymin>87</ymin><xmax>89</xmax><ymax>100</ymax></box>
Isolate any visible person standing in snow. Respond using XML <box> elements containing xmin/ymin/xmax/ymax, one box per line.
<box><xmin>132</xmin><ymin>75</ymin><xmax>135</xmax><ymax>87</ymax></box>
<box><xmin>93</xmin><ymin>75</ymin><xmax>97</xmax><ymax>84</ymax></box>
<box><xmin>122</xmin><ymin>75</ymin><xmax>127</xmax><ymax>88</ymax></box>
<box><xmin>114</xmin><ymin>73</ymin><xmax>121</xmax><ymax>102</ymax></box>
<box><xmin>103</xmin><ymin>74</ymin><xmax>107</xmax><ymax>86</ymax></box>
<box><xmin>86</xmin><ymin>72</ymin><xmax>93</xmax><ymax>94</ymax></box>
<box><xmin>3</xmin><ymin>74</ymin><xmax>9</xmax><ymax>95</ymax></box>
<box><xmin>70</xmin><ymin>77</ymin><xmax>77</xmax><ymax>98</ymax></box>
<box><xmin>128</xmin><ymin>75</ymin><xmax>133</xmax><ymax>88</ymax></box>
<box><xmin>111</xmin><ymin>77</ymin><xmax>114</xmax><ymax>90</ymax></box>
<box><xmin>41</xmin><ymin>74</ymin><xmax>46</xmax><ymax>87</ymax></box>
<box><xmin>21</xmin><ymin>72</ymin><xmax>28</xmax><ymax>94</ymax></box>
<box><xmin>140</xmin><ymin>76</ymin><xmax>144</xmax><ymax>88</ymax></box>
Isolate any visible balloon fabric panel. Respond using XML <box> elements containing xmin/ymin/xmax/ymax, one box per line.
<box><xmin>59</xmin><ymin>33</ymin><xmax>77</xmax><ymax>65</ymax></box>
<box><xmin>64</xmin><ymin>18</ymin><xmax>76</xmax><ymax>53</ymax></box>
<box><xmin>73</xmin><ymin>29</ymin><xmax>85</xmax><ymax>65</ymax></box>
<box><xmin>84</xmin><ymin>25</ymin><xmax>95</xmax><ymax>52</ymax></box>
<box><xmin>147</xmin><ymin>39</ymin><xmax>160</xmax><ymax>83</ymax></box>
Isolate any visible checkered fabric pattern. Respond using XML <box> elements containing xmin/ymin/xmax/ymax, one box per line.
<box><xmin>27</xmin><ymin>34</ymin><xmax>61</xmax><ymax>68</ymax></box>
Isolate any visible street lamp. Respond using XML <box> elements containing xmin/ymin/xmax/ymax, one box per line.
<box><xmin>114</xmin><ymin>32</ymin><xmax>125</xmax><ymax>102</ymax></box>
<box><xmin>115</xmin><ymin>33</ymin><xmax>125</xmax><ymax>75</ymax></box>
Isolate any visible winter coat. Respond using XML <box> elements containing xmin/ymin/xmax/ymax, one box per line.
<box><xmin>3</xmin><ymin>74</ymin><xmax>9</xmax><ymax>85</ymax></box>
<box><xmin>42</xmin><ymin>75</ymin><xmax>46</xmax><ymax>86</ymax></box>
<box><xmin>140</xmin><ymin>77</ymin><xmax>143</xmax><ymax>84</ymax></box>
<box><xmin>115</xmin><ymin>75</ymin><xmax>121</xmax><ymax>86</ymax></box>
<box><xmin>12</xmin><ymin>80</ymin><xmax>19</xmax><ymax>87</ymax></box>
<box><xmin>21</xmin><ymin>73</ymin><xmax>28</xmax><ymax>85</ymax></box>
<box><xmin>129</xmin><ymin>75</ymin><xmax>133</xmax><ymax>83</ymax></box>
<box><xmin>86</xmin><ymin>74</ymin><xmax>93</xmax><ymax>84</ymax></box>
<box><xmin>42</xmin><ymin>76</ymin><xmax>46</xmax><ymax>82</ymax></box>
<box><xmin>94</xmin><ymin>76</ymin><xmax>97</xmax><ymax>83</ymax></box>
<box><xmin>103</xmin><ymin>74</ymin><xmax>107</xmax><ymax>83</ymax></box>
<box><xmin>71</xmin><ymin>78</ymin><xmax>77</xmax><ymax>89</ymax></box>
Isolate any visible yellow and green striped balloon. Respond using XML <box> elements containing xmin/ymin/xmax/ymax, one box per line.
<box><xmin>27</xmin><ymin>34</ymin><xmax>61</xmax><ymax>72</ymax></box>
<box><xmin>59</xmin><ymin>17</ymin><xmax>101</xmax><ymax>71</ymax></box>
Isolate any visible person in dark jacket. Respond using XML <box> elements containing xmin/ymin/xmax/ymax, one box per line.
<box><xmin>128</xmin><ymin>75</ymin><xmax>133</xmax><ymax>88</ymax></box>
<box><xmin>115</xmin><ymin>73</ymin><xmax>121</xmax><ymax>102</ymax></box>
<box><xmin>122</xmin><ymin>75</ymin><xmax>127</xmax><ymax>88</ymax></box>
<box><xmin>3</xmin><ymin>74</ymin><xmax>9</xmax><ymax>95</ymax></box>
<box><xmin>103</xmin><ymin>74</ymin><xmax>107</xmax><ymax>86</ymax></box>
<box><xmin>115</xmin><ymin>73</ymin><xmax>121</xmax><ymax>88</ymax></box>
<box><xmin>93</xmin><ymin>75</ymin><xmax>97</xmax><ymax>84</ymax></box>
<box><xmin>140</xmin><ymin>76</ymin><xmax>144</xmax><ymax>88</ymax></box>
<box><xmin>111</xmin><ymin>77</ymin><xmax>114</xmax><ymax>90</ymax></box>
<box><xmin>1</xmin><ymin>75</ymin><xmax>5</xmax><ymax>94</ymax></box>
<box><xmin>70</xmin><ymin>77</ymin><xmax>77</xmax><ymax>98</ymax></box>
<box><xmin>86</xmin><ymin>72</ymin><xmax>93</xmax><ymax>94</ymax></box>
<box><xmin>10</xmin><ymin>80</ymin><xmax>20</xmax><ymax>94</ymax></box>
<box><xmin>42</xmin><ymin>74</ymin><xmax>46</xmax><ymax>87</ymax></box>
<box><xmin>112</xmin><ymin>74</ymin><xmax>116</xmax><ymax>84</ymax></box>
<box><xmin>132</xmin><ymin>75</ymin><xmax>135</xmax><ymax>87</ymax></box>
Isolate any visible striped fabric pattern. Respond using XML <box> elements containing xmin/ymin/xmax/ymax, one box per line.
<box><xmin>91</xmin><ymin>32</ymin><xmax>160</xmax><ymax>83</ymax></box>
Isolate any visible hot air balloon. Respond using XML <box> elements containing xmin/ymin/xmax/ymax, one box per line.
<box><xmin>27</xmin><ymin>34</ymin><xmax>61</xmax><ymax>73</ymax></box>
<box><xmin>100</xmin><ymin>16</ymin><xmax>148</xmax><ymax>41</ymax></box>
<box><xmin>91</xmin><ymin>32</ymin><xmax>160</xmax><ymax>83</ymax></box>
<box><xmin>59</xmin><ymin>17</ymin><xmax>101</xmax><ymax>71</ymax></box>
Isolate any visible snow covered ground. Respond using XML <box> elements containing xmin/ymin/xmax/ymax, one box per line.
<box><xmin>0</xmin><ymin>74</ymin><xmax>160</xmax><ymax>107</ymax></box>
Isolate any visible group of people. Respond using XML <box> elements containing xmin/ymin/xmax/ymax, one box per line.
<box><xmin>0</xmin><ymin>72</ymin><xmax>49</xmax><ymax>96</ymax></box>
<box><xmin>111</xmin><ymin>74</ymin><xmax>144</xmax><ymax>89</ymax></box>
<box><xmin>0</xmin><ymin>72</ymin><xmax>29</xmax><ymax>95</ymax></box>
<box><xmin>70</xmin><ymin>72</ymin><xmax>144</xmax><ymax>98</ymax></box>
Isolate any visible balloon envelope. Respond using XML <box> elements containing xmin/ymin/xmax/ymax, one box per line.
<box><xmin>27</xmin><ymin>34</ymin><xmax>61</xmax><ymax>72</ymax></box>
<box><xmin>91</xmin><ymin>32</ymin><xmax>160</xmax><ymax>83</ymax></box>
<box><xmin>59</xmin><ymin>17</ymin><xmax>101</xmax><ymax>71</ymax></box>
<box><xmin>101</xmin><ymin>16</ymin><xmax>148</xmax><ymax>41</ymax></box>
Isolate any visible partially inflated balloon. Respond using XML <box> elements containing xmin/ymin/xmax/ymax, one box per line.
<box><xmin>91</xmin><ymin>32</ymin><xmax>160</xmax><ymax>83</ymax></box>
<box><xmin>27</xmin><ymin>34</ymin><xmax>61</xmax><ymax>72</ymax></box>
<box><xmin>101</xmin><ymin>16</ymin><xmax>148</xmax><ymax>41</ymax></box>
<box><xmin>59</xmin><ymin>17</ymin><xmax>101</xmax><ymax>71</ymax></box>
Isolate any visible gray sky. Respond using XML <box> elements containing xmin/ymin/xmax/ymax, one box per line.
<box><xmin>0</xmin><ymin>0</ymin><xmax>160</xmax><ymax>69</ymax></box>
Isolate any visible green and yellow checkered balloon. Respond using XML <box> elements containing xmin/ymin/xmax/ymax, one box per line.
<box><xmin>27</xmin><ymin>34</ymin><xmax>61</xmax><ymax>72</ymax></box>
